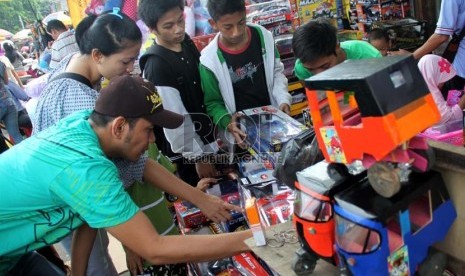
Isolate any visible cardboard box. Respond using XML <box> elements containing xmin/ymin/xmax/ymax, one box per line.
<box><xmin>246</xmin><ymin>0</ymin><xmax>296</xmax><ymax>37</ymax></box>
<box><xmin>174</xmin><ymin>200</ymin><xmax>209</xmax><ymax>229</ymax></box>
<box><xmin>297</xmin><ymin>0</ymin><xmax>338</xmax><ymax>25</ymax></box>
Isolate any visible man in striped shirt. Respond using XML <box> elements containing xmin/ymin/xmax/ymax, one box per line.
<box><xmin>46</xmin><ymin>19</ymin><xmax>79</xmax><ymax>70</ymax></box>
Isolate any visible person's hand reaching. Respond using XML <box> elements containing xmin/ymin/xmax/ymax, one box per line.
<box><xmin>227</xmin><ymin>112</ymin><xmax>247</xmax><ymax>149</ymax></box>
<box><xmin>196</xmin><ymin>177</ymin><xmax>218</xmax><ymax>192</ymax></box>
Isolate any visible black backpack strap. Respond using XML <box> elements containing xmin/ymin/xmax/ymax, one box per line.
<box><xmin>50</xmin><ymin>72</ymin><xmax>93</xmax><ymax>88</ymax></box>
<box><xmin>140</xmin><ymin>44</ymin><xmax>185</xmax><ymax>88</ymax></box>
<box><xmin>139</xmin><ymin>35</ymin><xmax>200</xmax><ymax>89</ymax></box>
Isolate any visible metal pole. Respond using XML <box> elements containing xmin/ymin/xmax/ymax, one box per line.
<box><xmin>26</xmin><ymin>0</ymin><xmax>40</xmax><ymax>22</ymax></box>
<box><xmin>18</xmin><ymin>15</ymin><xmax>24</xmax><ymax>29</ymax></box>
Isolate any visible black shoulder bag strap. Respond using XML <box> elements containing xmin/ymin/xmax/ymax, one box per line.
<box><xmin>140</xmin><ymin>34</ymin><xmax>200</xmax><ymax>89</ymax></box>
<box><xmin>49</xmin><ymin>72</ymin><xmax>93</xmax><ymax>88</ymax></box>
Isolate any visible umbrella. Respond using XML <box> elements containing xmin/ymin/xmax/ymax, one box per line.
<box><xmin>0</xmin><ymin>29</ymin><xmax>13</xmax><ymax>40</ymax></box>
<box><xmin>42</xmin><ymin>11</ymin><xmax>73</xmax><ymax>26</ymax></box>
<box><xmin>12</xmin><ymin>29</ymin><xmax>32</xmax><ymax>41</ymax></box>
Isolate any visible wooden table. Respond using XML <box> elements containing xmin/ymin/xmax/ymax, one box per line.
<box><xmin>245</xmin><ymin>221</ymin><xmax>338</xmax><ymax>276</ymax></box>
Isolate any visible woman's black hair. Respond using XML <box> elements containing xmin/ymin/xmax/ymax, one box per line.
<box><xmin>75</xmin><ymin>10</ymin><xmax>142</xmax><ymax>56</ymax></box>
<box><xmin>3</xmin><ymin>43</ymin><xmax>18</xmax><ymax>64</ymax></box>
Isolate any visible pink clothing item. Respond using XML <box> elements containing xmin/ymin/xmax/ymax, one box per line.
<box><xmin>418</xmin><ymin>54</ymin><xmax>462</xmax><ymax>124</ymax></box>
<box><xmin>122</xmin><ymin>0</ymin><xmax>137</xmax><ymax>20</ymax></box>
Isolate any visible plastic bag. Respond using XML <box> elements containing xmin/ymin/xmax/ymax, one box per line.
<box><xmin>273</xmin><ymin>129</ymin><xmax>323</xmax><ymax>189</ymax></box>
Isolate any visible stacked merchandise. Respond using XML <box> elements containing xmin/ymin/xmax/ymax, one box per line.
<box><xmin>287</xmin><ymin>81</ymin><xmax>307</xmax><ymax>120</ymax></box>
<box><xmin>190</xmin><ymin>0</ymin><xmax>217</xmax><ymax>51</ymax></box>
<box><xmin>245</xmin><ymin>0</ymin><xmax>300</xmax><ymax>80</ymax></box>
<box><xmin>296</xmin><ymin>0</ymin><xmax>344</xmax><ymax>29</ymax></box>
<box><xmin>245</xmin><ymin>0</ymin><xmax>299</xmax><ymax>38</ymax></box>
<box><xmin>191</xmin><ymin>0</ymin><xmax>300</xmax><ymax>55</ymax></box>
<box><xmin>371</xmin><ymin>18</ymin><xmax>426</xmax><ymax>51</ymax></box>
<box><xmin>174</xmin><ymin>172</ymin><xmax>279</xmax><ymax>275</ymax></box>
<box><xmin>345</xmin><ymin>0</ymin><xmax>413</xmax><ymax>37</ymax></box>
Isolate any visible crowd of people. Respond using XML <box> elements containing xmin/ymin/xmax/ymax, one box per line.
<box><xmin>0</xmin><ymin>0</ymin><xmax>464</xmax><ymax>275</ymax></box>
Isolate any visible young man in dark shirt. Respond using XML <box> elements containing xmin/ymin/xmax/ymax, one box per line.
<box><xmin>139</xmin><ymin>0</ymin><xmax>219</xmax><ymax>185</ymax></box>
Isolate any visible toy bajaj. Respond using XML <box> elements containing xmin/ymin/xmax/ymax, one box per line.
<box><xmin>305</xmin><ymin>56</ymin><xmax>440</xmax><ymax>197</ymax></box>
<box><xmin>333</xmin><ymin>171</ymin><xmax>456</xmax><ymax>276</ymax></box>
<box><xmin>292</xmin><ymin>160</ymin><xmax>366</xmax><ymax>275</ymax></box>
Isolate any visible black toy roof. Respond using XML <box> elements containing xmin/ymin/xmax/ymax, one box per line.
<box><xmin>306</xmin><ymin>56</ymin><xmax>410</xmax><ymax>86</ymax></box>
<box><xmin>304</xmin><ymin>55</ymin><xmax>429</xmax><ymax>117</ymax></box>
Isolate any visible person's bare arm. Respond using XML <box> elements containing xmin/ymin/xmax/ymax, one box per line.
<box><xmin>107</xmin><ymin>211</ymin><xmax>252</xmax><ymax>265</ymax></box>
<box><xmin>413</xmin><ymin>33</ymin><xmax>450</xmax><ymax>60</ymax></box>
<box><xmin>143</xmin><ymin>159</ymin><xmax>241</xmax><ymax>222</ymax></box>
<box><xmin>71</xmin><ymin>223</ymin><xmax>97</xmax><ymax>276</ymax></box>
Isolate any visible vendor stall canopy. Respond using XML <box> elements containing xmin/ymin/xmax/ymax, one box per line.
<box><xmin>42</xmin><ymin>11</ymin><xmax>72</xmax><ymax>27</ymax></box>
<box><xmin>0</xmin><ymin>29</ymin><xmax>13</xmax><ymax>41</ymax></box>
<box><xmin>12</xmin><ymin>29</ymin><xmax>32</xmax><ymax>42</ymax></box>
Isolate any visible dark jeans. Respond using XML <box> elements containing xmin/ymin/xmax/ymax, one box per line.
<box><xmin>6</xmin><ymin>251</ymin><xmax>66</xmax><ymax>276</ymax></box>
<box><xmin>18</xmin><ymin>109</ymin><xmax>32</xmax><ymax>129</ymax></box>
<box><xmin>441</xmin><ymin>75</ymin><xmax>465</xmax><ymax>99</ymax></box>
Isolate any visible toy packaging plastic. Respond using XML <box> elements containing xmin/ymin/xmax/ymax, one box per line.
<box><xmin>240</xmin><ymin>105</ymin><xmax>308</xmax><ymax>154</ymax></box>
<box><xmin>246</xmin><ymin>0</ymin><xmax>297</xmax><ymax>37</ymax></box>
<box><xmin>256</xmin><ymin>191</ymin><xmax>294</xmax><ymax>226</ymax></box>
<box><xmin>245</xmin><ymin>197</ymin><xmax>267</xmax><ymax>246</ymax></box>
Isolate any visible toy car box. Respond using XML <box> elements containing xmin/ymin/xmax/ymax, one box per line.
<box><xmin>220</xmin><ymin>192</ymin><xmax>249</xmax><ymax>232</ymax></box>
<box><xmin>246</xmin><ymin>0</ymin><xmax>294</xmax><ymax>29</ymax></box>
<box><xmin>206</xmin><ymin>178</ymin><xmax>239</xmax><ymax>197</ymax></box>
<box><xmin>238</xmin><ymin>153</ymin><xmax>277</xmax><ymax>186</ymax></box>
<box><xmin>174</xmin><ymin>200</ymin><xmax>209</xmax><ymax>229</ymax></box>
<box><xmin>297</xmin><ymin>0</ymin><xmax>338</xmax><ymax>25</ymax></box>
<box><xmin>240</xmin><ymin>105</ymin><xmax>308</xmax><ymax>153</ymax></box>
<box><xmin>257</xmin><ymin>190</ymin><xmax>295</xmax><ymax>226</ymax></box>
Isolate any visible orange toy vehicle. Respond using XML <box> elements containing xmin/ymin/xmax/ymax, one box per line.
<box><xmin>305</xmin><ymin>56</ymin><xmax>440</xmax><ymax>197</ymax></box>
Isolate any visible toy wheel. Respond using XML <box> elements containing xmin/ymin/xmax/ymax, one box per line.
<box><xmin>291</xmin><ymin>248</ymin><xmax>317</xmax><ymax>275</ymax></box>
<box><xmin>367</xmin><ymin>162</ymin><xmax>401</xmax><ymax>198</ymax></box>
<box><xmin>417</xmin><ymin>251</ymin><xmax>447</xmax><ymax>276</ymax></box>
<box><xmin>412</xmin><ymin>147</ymin><xmax>436</xmax><ymax>172</ymax></box>
<box><xmin>327</xmin><ymin>163</ymin><xmax>349</xmax><ymax>181</ymax></box>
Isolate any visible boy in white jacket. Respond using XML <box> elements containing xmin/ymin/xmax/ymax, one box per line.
<box><xmin>199</xmin><ymin>0</ymin><xmax>291</xmax><ymax>147</ymax></box>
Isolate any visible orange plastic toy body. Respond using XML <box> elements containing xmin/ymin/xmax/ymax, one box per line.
<box><xmin>305</xmin><ymin>56</ymin><xmax>440</xmax><ymax>167</ymax></box>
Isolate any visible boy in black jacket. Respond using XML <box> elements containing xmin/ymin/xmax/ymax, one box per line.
<box><xmin>139</xmin><ymin>0</ymin><xmax>220</xmax><ymax>186</ymax></box>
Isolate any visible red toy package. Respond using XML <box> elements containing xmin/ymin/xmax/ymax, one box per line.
<box><xmin>256</xmin><ymin>191</ymin><xmax>294</xmax><ymax>226</ymax></box>
<box><xmin>174</xmin><ymin>200</ymin><xmax>209</xmax><ymax>229</ymax></box>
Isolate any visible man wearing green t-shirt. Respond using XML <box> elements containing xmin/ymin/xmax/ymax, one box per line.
<box><xmin>0</xmin><ymin>75</ymin><xmax>252</xmax><ymax>275</ymax></box>
<box><xmin>292</xmin><ymin>18</ymin><xmax>382</xmax><ymax>80</ymax></box>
